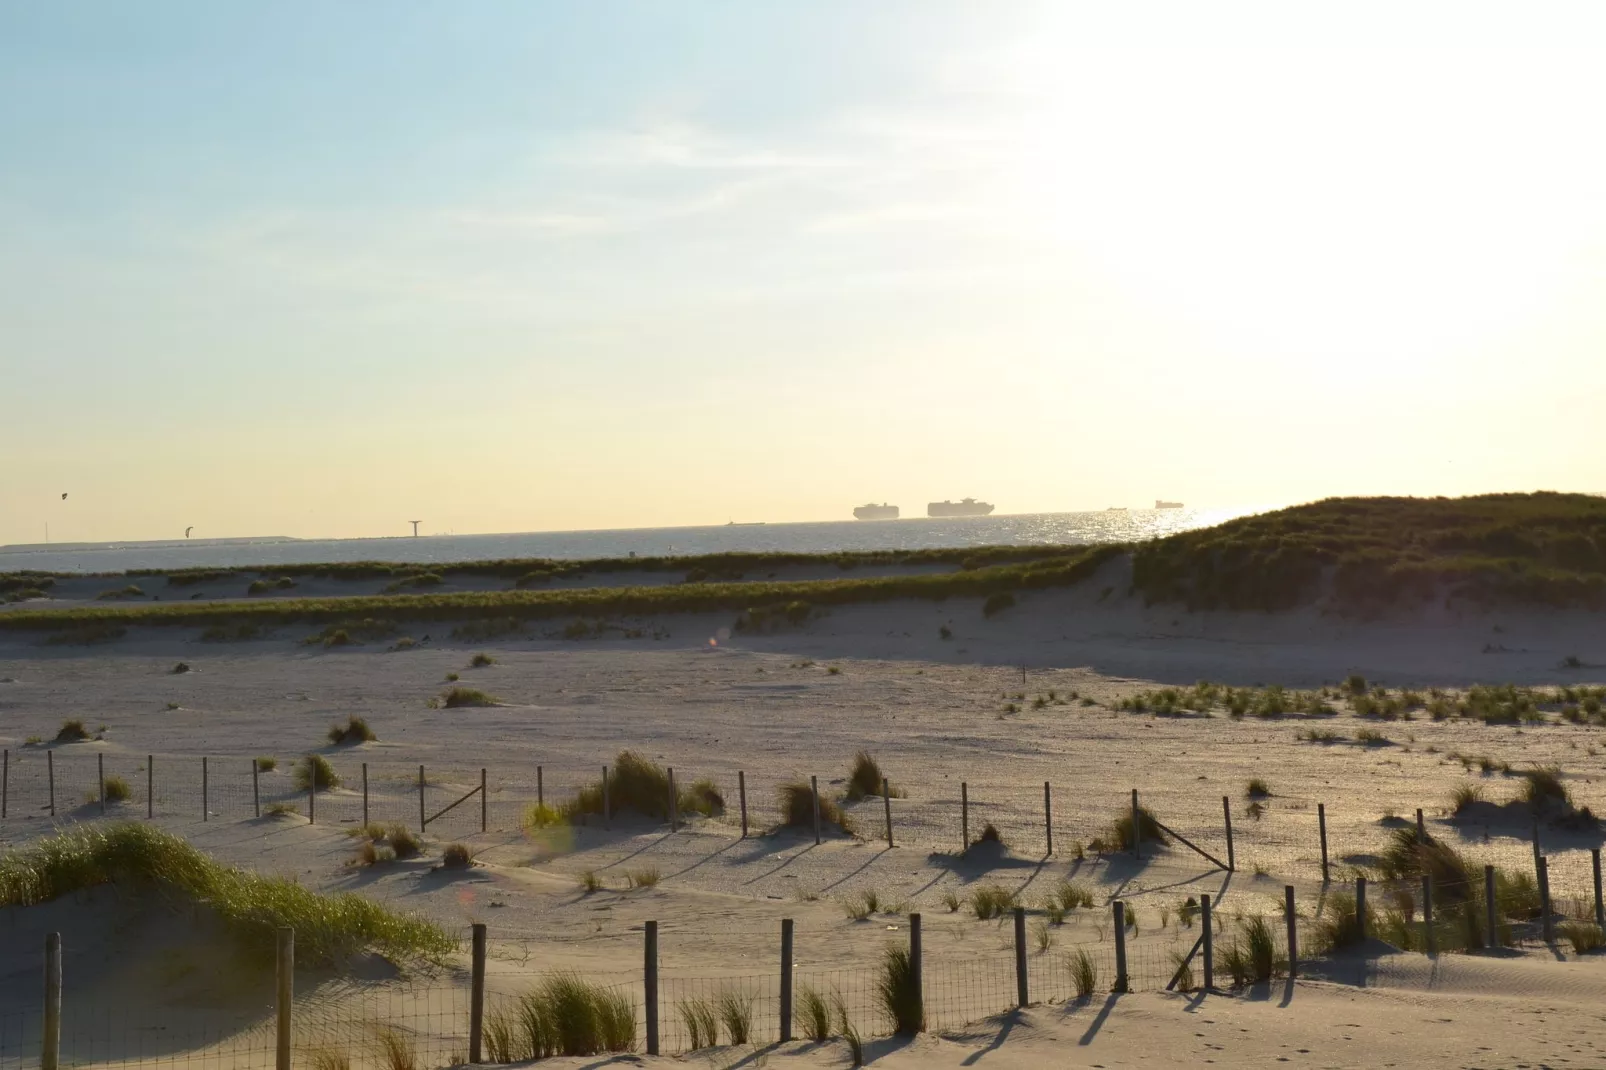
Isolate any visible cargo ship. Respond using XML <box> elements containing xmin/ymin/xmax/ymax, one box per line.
<box><xmin>1155</xmin><ymin>500</ymin><xmax>1184</xmax><ymax>510</ymax></box>
<box><xmin>853</xmin><ymin>503</ymin><xmax>899</xmax><ymax>520</ymax></box>
<box><xmin>927</xmin><ymin>498</ymin><xmax>994</xmax><ymax>518</ymax></box>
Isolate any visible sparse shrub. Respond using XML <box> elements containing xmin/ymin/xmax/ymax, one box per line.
<box><xmin>1355</xmin><ymin>728</ymin><xmax>1391</xmax><ymax>746</ymax></box>
<box><xmin>294</xmin><ymin>754</ymin><xmax>341</xmax><ymax>791</ymax></box>
<box><xmin>941</xmin><ymin>889</ymin><xmax>961</xmax><ymax>913</ymax></box>
<box><xmin>679</xmin><ymin>996</ymin><xmax>717</xmax><ymax>1050</ymax></box>
<box><xmin>265</xmin><ymin>802</ymin><xmax>299</xmax><ymax>818</ymax></box>
<box><xmin>1069</xmin><ymin>949</ymin><xmax>1099</xmax><ymax>999</ymax></box>
<box><xmin>387</xmin><ymin>825</ymin><xmax>421</xmax><ymax>860</ymax></box>
<box><xmin>521</xmin><ymin>802</ymin><xmax>563</xmax><ymax>830</ymax></box>
<box><xmin>441</xmin><ymin>687</ymin><xmax>498</xmax><ymax>708</ymax></box>
<box><xmin>982</xmin><ymin>591</ymin><xmax>1017</xmax><ymax>617</ymax></box>
<box><xmin>507</xmin><ymin>972</ymin><xmax>636</xmax><ymax>1057</ymax></box>
<box><xmin>102</xmin><ymin>776</ymin><xmax>131</xmax><ymax>803</ymax></box>
<box><xmin>445</xmin><ymin>672</ymin><xmax>460</xmax><ymax>682</ymax></box>
<box><xmin>470</xmin><ymin>653</ymin><xmax>496</xmax><ymax>667</ymax></box>
<box><xmin>718</xmin><ymin>989</ymin><xmax>754</xmax><ymax>1044</ymax></box>
<box><xmin>580</xmin><ymin>870</ymin><xmax>602</xmax><ymax>894</ymax></box>
<box><xmin>1450</xmin><ymin>783</ymin><xmax>1485</xmax><ymax>814</ymax></box>
<box><xmin>55</xmin><ymin>719</ymin><xmax>90</xmax><ymax>743</ymax></box>
<box><xmin>442</xmin><ymin>843</ymin><xmax>473</xmax><ymax>869</ymax></box>
<box><xmin>1109</xmin><ymin>806</ymin><xmax>1168</xmax><ymax>850</ymax></box>
<box><xmin>679</xmin><ymin>777</ymin><xmax>724</xmax><ymax>817</ymax></box>
<box><xmin>798</xmin><ymin>985</ymin><xmax>833</xmax><ymax>1041</ymax></box>
<box><xmin>846</xmin><ymin>750</ymin><xmax>888</xmax><ymax>801</ymax></box>
<box><xmin>970</xmin><ymin>883</ymin><xmax>1014</xmax><ymax>920</ymax></box>
<box><xmin>877</xmin><ymin>944</ymin><xmax>923</xmax><ymax>1035</ymax></box>
<box><xmin>1519</xmin><ymin>766</ymin><xmax>1572</xmax><ymax>811</ymax></box>
<box><xmin>1561</xmin><ymin>921</ymin><xmax>1605</xmax><ymax>953</ymax></box>
<box><xmin>170</xmin><ymin>662</ymin><xmax>191</xmax><ymax>674</ymax></box>
<box><xmin>1055</xmin><ymin>879</ymin><xmax>1094</xmax><ymax>911</ymax></box>
<box><xmin>969</xmin><ymin>822</ymin><xmax>1005</xmax><ymax>850</ymax></box>
<box><xmin>255</xmin><ymin>756</ymin><xmax>277</xmax><ymax>772</ymax></box>
<box><xmin>777</xmin><ymin>781</ymin><xmax>854</xmax><ymax>834</ymax></box>
<box><xmin>1311</xmin><ymin>891</ymin><xmax>1371</xmax><ymax>953</ymax></box>
<box><xmin>1246</xmin><ymin>777</ymin><xmax>1270</xmax><ymax>798</ymax></box>
<box><xmin>626</xmin><ymin>867</ymin><xmax>660</xmax><ymax>889</ymax></box>
<box><xmin>326</xmin><ymin>716</ymin><xmax>376</xmax><ymax>745</ymax></box>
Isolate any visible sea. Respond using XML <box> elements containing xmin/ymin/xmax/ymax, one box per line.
<box><xmin>0</xmin><ymin>508</ymin><xmax>1252</xmax><ymax>574</ymax></box>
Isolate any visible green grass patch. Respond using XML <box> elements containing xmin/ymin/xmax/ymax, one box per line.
<box><xmin>482</xmin><ymin>971</ymin><xmax>635</xmax><ymax>1060</ymax></box>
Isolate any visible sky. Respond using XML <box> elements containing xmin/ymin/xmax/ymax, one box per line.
<box><xmin>4</xmin><ymin>2</ymin><xmax>1606</xmax><ymax>544</ymax></box>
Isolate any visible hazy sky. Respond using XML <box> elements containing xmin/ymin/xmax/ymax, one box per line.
<box><xmin>4</xmin><ymin>3</ymin><xmax>1606</xmax><ymax>543</ymax></box>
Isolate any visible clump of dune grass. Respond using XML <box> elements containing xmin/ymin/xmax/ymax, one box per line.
<box><xmin>1169</xmin><ymin>948</ymin><xmax>1195</xmax><ymax>992</ymax></box>
<box><xmin>564</xmin><ymin>751</ymin><xmax>677</xmax><ymax>821</ymax></box>
<box><xmin>1450</xmin><ymin>783</ymin><xmax>1486</xmax><ymax>814</ymax></box>
<box><xmin>1377</xmin><ymin>827</ymin><xmax>1476</xmax><ymax>905</ymax></box>
<box><xmin>1033</xmin><ymin>916</ymin><xmax>1054</xmax><ymax>952</ymax></box>
<box><xmin>1246</xmin><ymin>777</ymin><xmax>1270</xmax><ymax>798</ymax></box>
<box><xmin>441</xmin><ymin>686</ymin><xmax>499</xmax><ymax>708</ymax></box>
<box><xmin>778</xmin><ymin>781</ymin><xmax>855</xmax><ymax>834</ymax></box>
<box><xmin>373</xmin><ymin>1028</ymin><xmax>417</xmax><ymax>1070</ymax></box>
<box><xmin>255</xmin><ymin>756</ymin><xmax>277</xmax><ymax>772</ymax></box>
<box><xmin>265</xmin><ymin>802</ymin><xmax>299</xmax><ymax>818</ymax></box>
<box><xmin>521</xmin><ymin>802</ymin><xmax>563</xmax><ymax>830</ymax></box>
<box><xmin>387</xmin><ymin>824</ymin><xmax>421</xmax><ymax>860</ymax></box>
<box><xmin>719</xmin><ymin>989</ymin><xmax>754</xmax><ymax>1044</ymax></box>
<box><xmin>579</xmin><ymin>870</ymin><xmax>602</xmax><ymax>894</ymax></box>
<box><xmin>55</xmin><ymin>719</ymin><xmax>91</xmax><ymax>743</ymax></box>
<box><xmin>1069</xmin><ymin>948</ymin><xmax>1099</xmax><ymax>999</ymax></box>
<box><xmin>170</xmin><ymin>662</ymin><xmax>191</xmax><ymax>674</ymax></box>
<box><xmin>679</xmin><ymin>996</ymin><xmax>717</xmax><ymax>1050</ymax></box>
<box><xmin>797</xmin><ymin>985</ymin><xmax>833</xmax><ymax>1041</ymax></box>
<box><xmin>309</xmin><ymin>1048</ymin><xmax>351</xmax><ymax>1070</ymax></box>
<box><xmin>968</xmin><ymin>823</ymin><xmax>1005</xmax><ymax>850</ymax></box>
<box><xmin>1311</xmin><ymin>891</ymin><xmax>1372</xmax><ymax>953</ymax></box>
<box><xmin>970</xmin><ymin>882</ymin><xmax>1014</xmax><ymax>920</ymax></box>
<box><xmin>0</xmin><ymin>823</ymin><xmax>452</xmax><ymax>965</ymax></box>
<box><xmin>877</xmin><ymin>944</ymin><xmax>923</xmax><ymax>1034</ymax></box>
<box><xmin>844</xmin><ymin>750</ymin><xmax>904</xmax><ymax>801</ymax></box>
<box><xmin>1216</xmin><ymin>916</ymin><xmax>1282</xmax><ymax>986</ymax></box>
<box><xmin>679</xmin><ymin>777</ymin><xmax>724</xmax><ymax>817</ymax></box>
<box><xmin>625</xmin><ymin>867</ymin><xmax>660</xmax><ymax>889</ymax></box>
<box><xmin>326</xmin><ymin>716</ymin><xmax>376</xmax><ymax>745</ymax></box>
<box><xmin>442</xmin><ymin>843</ymin><xmax>473</xmax><ymax>869</ymax></box>
<box><xmin>496</xmin><ymin>972</ymin><xmax>636</xmax><ymax>1059</ymax></box>
<box><xmin>1519</xmin><ymin>766</ymin><xmax>1572</xmax><ymax>811</ymax></box>
<box><xmin>941</xmin><ymin>889</ymin><xmax>961</xmax><ymax>912</ymax></box>
<box><xmin>470</xmin><ymin>652</ymin><xmax>496</xmax><ymax>667</ymax></box>
<box><xmin>294</xmin><ymin>754</ymin><xmax>341</xmax><ymax>791</ymax></box>
<box><xmin>102</xmin><ymin>776</ymin><xmax>131</xmax><ymax>803</ymax></box>
<box><xmin>1055</xmin><ymin>879</ymin><xmax>1094</xmax><ymax>911</ymax></box>
<box><xmin>1109</xmin><ymin>806</ymin><xmax>1168</xmax><ymax>851</ymax></box>
<box><xmin>1561</xmin><ymin>921</ymin><xmax>1605</xmax><ymax>954</ymax></box>
<box><xmin>1355</xmin><ymin>727</ymin><xmax>1392</xmax><ymax>746</ymax></box>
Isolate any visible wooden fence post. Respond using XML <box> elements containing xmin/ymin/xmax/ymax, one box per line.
<box><xmin>308</xmin><ymin>763</ymin><xmax>315</xmax><ymax>825</ymax></box>
<box><xmin>1</xmin><ymin>749</ymin><xmax>7</xmax><ymax>819</ymax></box>
<box><xmin>1318</xmin><ymin>802</ymin><xmax>1329</xmax><ymax>881</ymax></box>
<box><xmin>1416</xmin><ymin>808</ymin><xmax>1426</xmax><ymax>841</ymax></box>
<box><xmin>1044</xmin><ymin>782</ymin><xmax>1053</xmax><ymax>856</ymax></box>
<box><xmin>1222</xmin><ymin>796</ymin><xmax>1235</xmax><ymax>871</ymax></box>
<box><xmin>419</xmin><ymin>765</ymin><xmax>426</xmax><ymax>833</ymax></box>
<box><xmin>480</xmin><ymin>768</ymin><xmax>487</xmax><ymax>833</ymax></box>
<box><xmin>361</xmin><ymin>763</ymin><xmax>368</xmax><ymax>827</ymax></box>
<box><xmin>470</xmin><ymin>923</ymin><xmax>487</xmax><ymax>1063</ymax></box>
<box><xmin>1539</xmin><ymin>856</ymin><xmax>1554</xmax><ymax>945</ymax></box>
<box><xmin>909</xmin><ymin>912</ymin><xmax>924</xmax><ymax>1028</ymax></box>
<box><xmin>780</xmin><ymin>918</ymin><xmax>795</xmax><ymax>1042</ymax></box>
<box><xmin>1356</xmin><ymin>876</ymin><xmax>1368</xmax><ymax>941</ymax></box>
<box><xmin>1485</xmin><ymin>864</ymin><xmax>1498</xmax><ymax>949</ymax></box>
<box><xmin>1285</xmin><ymin>885</ymin><xmax>1297</xmax><ymax>978</ymax></box>
<box><xmin>1201</xmin><ymin>894</ymin><xmax>1213</xmax><ymax>991</ymax></box>
<box><xmin>602</xmin><ymin>765</ymin><xmax>611</xmax><ymax>829</ymax></box>
<box><xmin>1014</xmin><ymin>906</ymin><xmax>1028</xmax><ymax>1007</ymax></box>
<box><xmin>961</xmin><ymin>782</ymin><xmax>969</xmax><ymax>851</ymax></box>
<box><xmin>42</xmin><ymin>932</ymin><xmax>62</xmax><ymax>1070</ymax></box>
<box><xmin>202</xmin><ymin>755</ymin><xmax>208</xmax><ymax>821</ymax></box>
<box><xmin>1131</xmin><ymin>789</ymin><xmax>1140</xmax><ymax>858</ymax></box>
<box><xmin>883</xmin><ymin>777</ymin><xmax>893</xmax><ymax>848</ymax></box>
<box><xmin>645</xmin><ymin>920</ymin><xmax>659</xmax><ymax>1055</ymax></box>
<box><xmin>1113</xmin><ymin>902</ymin><xmax>1129</xmax><ymax>991</ymax></box>
<box><xmin>1422</xmin><ymin>873</ymin><xmax>1436</xmax><ymax>957</ymax></box>
<box><xmin>811</xmin><ymin>775</ymin><xmax>821</xmax><ymax>845</ymax></box>
<box><xmin>738</xmin><ymin>771</ymin><xmax>748</xmax><ymax>838</ymax></box>
<box><xmin>252</xmin><ymin>758</ymin><xmax>260</xmax><ymax>818</ymax></box>
<box><xmin>47</xmin><ymin>750</ymin><xmax>55</xmax><ymax>816</ymax></box>
<box><xmin>98</xmin><ymin>753</ymin><xmax>105</xmax><ymax>815</ymax></box>
<box><xmin>536</xmin><ymin>765</ymin><xmax>543</xmax><ymax>809</ymax></box>
<box><xmin>148</xmin><ymin>755</ymin><xmax>154</xmax><ymax>819</ymax></box>
<box><xmin>275</xmin><ymin>927</ymin><xmax>293</xmax><ymax>1070</ymax></box>
<box><xmin>1594</xmin><ymin>848</ymin><xmax>1604</xmax><ymax>930</ymax></box>
<box><xmin>668</xmin><ymin>767</ymin><xmax>678</xmax><ymax>832</ymax></box>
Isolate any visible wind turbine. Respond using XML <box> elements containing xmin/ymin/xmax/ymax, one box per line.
<box><xmin>409</xmin><ymin>521</ymin><xmax>421</xmax><ymax>537</ymax></box>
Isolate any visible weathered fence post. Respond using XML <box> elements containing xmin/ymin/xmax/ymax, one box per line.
<box><xmin>1131</xmin><ymin>789</ymin><xmax>1141</xmax><ymax>858</ymax></box>
<box><xmin>361</xmin><ymin>763</ymin><xmax>369</xmax><ymax>827</ymax></box>
<box><xmin>536</xmin><ymin>764</ymin><xmax>543</xmax><ymax>809</ymax></box>
<box><xmin>148</xmin><ymin>755</ymin><xmax>154</xmax><ymax>819</ymax></box>
<box><xmin>961</xmin><ymin>782</ymin><xmax>969</xmax><ymax>850</ymax></box>
<box><xmin>602</xmin><ymin>765</ymin><xmax>611</xmax><ymax>829</ymax></box>
<box><xmin>419</xmin><ymin>765</ymin><xmax>426</xmax><ymax>833</ymax></box>
<box><xmin>1318</xmin><ymin>802</ymin><xmax>1329</xmax><ymax>881</ymax></box>
<box><xmin>1222</xmin><ymin>795</ymin><xmax>1235</xmax><ymax>871</ymax></box>
<box><xmin>1594</xmin><ymin>848</ymin><xmax>1604</xmax><ymax>930</ymax></box>
<box><xmin>1014</xmin><ymin>905</ymin><xmax>1028</xmax><ymax>1007</ymax></box>
<box><xmin>780</xmin><ymin>918</ymin><xmax>795</xmax><ymax>1042</ymax></box>
<box><xmin>1113</xmin><ymin>901</ymin><xmax>1129</xmax><ymax>991</ymax></box>
<box><xmin>1532</xmin><ymin>813</ymin><xmax>1542</xmax><ymax>873</ymax></box>
<box><xmin>738</xmin><ymin>770</ymin><xmax>748</xmax><ymax>838</ymax></box>
<box><xmin>1285</xmin><ymin>885</ymin><xmax>1297</xmax><ymax>979</ymax></box>
<box><xmin>202</xmin><ymin>755</ymin><xmax>209</xmax><ymax>821</ymax></box>
<box><xmin>1356</xmin><ymin>876</ymin><xmax>1369</xmax><ymax>941</ymax></box>
<box><xmin>1539</xmin><ymin>856</ymin><xmax>1554</xmax><ymax>945</ymax></box>
<box><xmin>98</xmin><ymin>753</ymin><xmax>105</xmax><ymax>815</ymax></box>
<box><xmin>470</xmin><ymin>923</ymin><xmax>487</xmax><ymax>1063</ymax></box>
<box><xmin>1485</xmin><ymin>864</ymin><xmax>1499</xmax><ymax>949</ymax></box>
<box><xmin>1044</xmin><ymin>782</ymin><xmax>1053</xmax><ymax>856</ymax></box>
<box><xmin>883</xmin><ymin>777</ymin><xmax>893</xmax><ymax>848</ymax></box>
<box><xmin>668</xmin><ymin>767</ymin><xmax>678</xmax><ymax>832</ymax></box>
<box><xmin>308</xmin><ymin>763</ymin><xmax>315</xmax><ymax>825</ymax></box>
<box><xmin>1416</xmin><ymin>808</ymin><xmax>1426</xmax><ymax>841</ymax></box>
<box><xmin>1423</xmin><ymin>874</ymin><xmax>1436</xmax><ymax>956</ymax></box>
<box><xmin>480</xmin><ymin>768</ymin><xmax>487</xmax><ymax>833</ymax></box>
<box><xmin>644</xmin><ymin>920</ymin><xmax>659</xmax><ymax>1056</ymax></box>
<box><xmin>810</xmin><ymin>775</ymin><xmax>821</xmax><ymax>845</ymax></box>
<box><xmin>1201</xmin><ymin>894</ymin><xmax>1214</xmax><ymax>991</ymax></box>
<box><xmin>275</xmin><ymin>927</ymin><xmax>293</xmax><ymax>1070</ymax></box>
<box><xmin>1</xmin><ymin>749</ymin><xmax>7</xmax><ymax>819</ymax></box>
<box><xmin>252</xmin><ymin>758</ymin><xmax>260</xmax><ymax>818</ymax></box>
<box><xmin>909</xmin><ymin>912</ymin><xmax>924</xmax><ymax>1027</ymax></box>
<box><xmin>42</xmin><ymin>932</ymin><xmax>62</xmax><ymax>1070</ymax></box>
<box><xmin>47</xmin><ymin>750</ymin><xmax>55</xmax><ymax>816</ymax></box>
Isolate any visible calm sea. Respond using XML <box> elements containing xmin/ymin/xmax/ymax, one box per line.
<box><xmin>0</xmin><ymin>508</ymin><xmax>1249</xmax><ymax>574</ymax></box>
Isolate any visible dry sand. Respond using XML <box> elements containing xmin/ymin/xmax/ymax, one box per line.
<box><xmin>5</xmin><ymin>576</ymin><xmax>1606</xmax><ymax>1067</ymax></box>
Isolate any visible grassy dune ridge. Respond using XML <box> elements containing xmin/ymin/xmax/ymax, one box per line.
<box><xmin>0</xmin><ymin>546</ymin><xmax>1122</xmax><ymax>632</ymax></box>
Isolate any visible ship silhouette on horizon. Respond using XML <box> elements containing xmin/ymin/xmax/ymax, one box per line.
<box><xmin>927</xmin><ymin>498</ymin><xmax>994</xmax><ymax>518</ymax></box>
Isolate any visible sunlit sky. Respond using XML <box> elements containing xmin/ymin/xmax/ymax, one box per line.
<box><xmin>4</xmin><ymin>3</ymin><xmax>1606</xmax><ymax>544</ymax></box>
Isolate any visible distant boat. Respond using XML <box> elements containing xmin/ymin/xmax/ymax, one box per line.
<box><xmin>928</xmin><ymin>498</ymin><xmax>994</xmax><ymax>518</ymax></box>
<box><xmin>1155</xmin><ymin>500</ymin><xmax>1184</xmax><ymax>510</ymax></box>
<box><xmin>853</xmin><ymin>503</ymin><xmax>899</xmax><ymax>521</ymax></box>
<box><xmin>1106</xmin><ymin>506</ymin><xmax>1127</xmax><ymax>512</ymax></box>
<box><xmin>726</xmin><ymin>521</ymin><xmax>766</xmax><ymax>526</ymax></box>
